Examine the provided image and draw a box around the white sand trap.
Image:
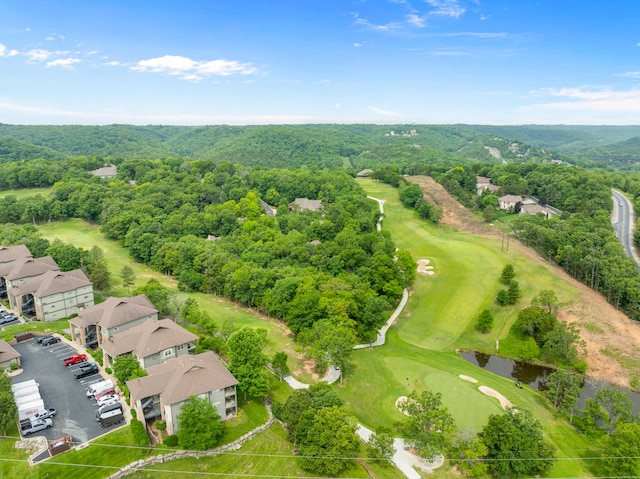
[459,374,478,383]
[479,386,512,410]
[417,259,435,275]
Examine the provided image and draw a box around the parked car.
[32,408,57,421]
[22,418,52,436]
[99,409,124,428]
[96,394,119,407]
[63,354,87,366]
[41,336,61,346]
[0,313,18,324]
[74,363,99,379]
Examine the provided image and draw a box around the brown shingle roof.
[70,294,157,329]
[4,256,59,281]
[0,340,20,363]
[288,198,323,212]
[0,245,32,264]
[8,269,91,298]
[128,351,237,406]
[102,319,197,359]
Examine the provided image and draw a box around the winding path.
[284,195,442,478]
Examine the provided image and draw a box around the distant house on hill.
[357,169,374,178]
[520,204,554,219]
[91,165,118,178]
[498,195,522,211]
[476,176,501,196]
[288,198,323,212]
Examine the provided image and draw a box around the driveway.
[12,337,111,446]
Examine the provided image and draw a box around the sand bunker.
[479,386,512,410]
[417,259,435,275]
[459,374,478,383]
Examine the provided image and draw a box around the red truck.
[63,353,87,366]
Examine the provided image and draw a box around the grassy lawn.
[0,187,53,199]
[34,219,297,361]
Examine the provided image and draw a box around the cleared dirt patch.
[407,175,640,390]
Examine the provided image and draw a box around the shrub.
[9,362,19,371]
[164,435,179,447]
[496,289,509,306]
[105,367,112,375]
[130,418,149,447]
[87,347,103,366]
[156,420,167,431]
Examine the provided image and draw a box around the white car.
[96,394,119,407]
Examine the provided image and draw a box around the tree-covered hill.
[0,137,66,163]
[2,122,640,171]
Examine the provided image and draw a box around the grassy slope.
[346,179,593,477]
[0,187,53,199]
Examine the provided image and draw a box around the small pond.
[460,350,640,414]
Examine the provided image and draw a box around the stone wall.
[106,405,274,479]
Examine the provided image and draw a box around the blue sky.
[1,0,640,125]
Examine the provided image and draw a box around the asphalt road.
[612,189,640,266]
[13,338,111,446]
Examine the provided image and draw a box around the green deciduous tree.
[532,289,559,314]
[541,322,585,368]
[514,306,557,342]
[113,354,147,385]
[602,423,640,476]
[367,432,395,461]
[452,430,488,478]
[296,406,360,476]
[399,389,456,460]
[479,408,554,478]
[90,259,111,291]
[584,387,635,434]
[227,327,270,401]
[543,369,582,422]
[177,396,224,450]
[271,351,290,381]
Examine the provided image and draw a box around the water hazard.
[460,350,640,414]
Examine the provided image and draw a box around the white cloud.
[425,0,466,18]
[527,87,640,112]
[103,60,123,67]
[406,14,426,27]
[131,55,257,80]
[26,49,68,62]
[354,42,363,48]
[0,44,5,56]
[46,58,81,68]
[8,49,18,57]
[369,106,400,116]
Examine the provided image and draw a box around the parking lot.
[13,337,117,444]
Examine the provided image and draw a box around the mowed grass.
[35,219,298,361]
[346,179,594,477]
[0,187,53,199]
[127,422,406,479]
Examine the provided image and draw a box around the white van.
[87,379,113,398]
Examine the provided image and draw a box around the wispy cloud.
[425,0,465,18]
[527,87,640,112]
[369,106,400,116]
[354,42,363,48]
[25,49,68,62]
[618,71,640,78]
[429,48,471,56]
[437,31,509,39]
[131,55,257,81]
[352,12,403,32]
[406,13,427,27]
[46,58,81,68]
